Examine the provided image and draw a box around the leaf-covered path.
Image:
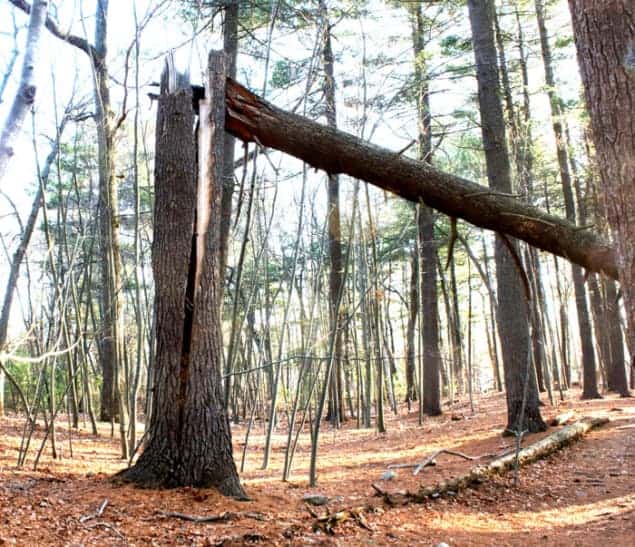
[1,390,633,545]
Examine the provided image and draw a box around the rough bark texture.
[118,53,243,497]
[467,0,546,433]
[0,0,48,184]
[412,5,442,416]
[535,0,599,399]
[223,83,617,279]
[568,0,635,383]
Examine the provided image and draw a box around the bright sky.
[0,0,584,368]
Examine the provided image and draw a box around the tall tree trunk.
[0,0,49,184]
[119,53,244,497]
[467,0,546,433]
[535,0,600,399]
[568,0,635,386]
[320,0,344,426]
[569,0,635,394]
[411,3,441,416]
[404,244,418,404]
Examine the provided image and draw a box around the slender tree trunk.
[467,0,546,433]
[320,0,344,426]
[535,0,600,399]
[412,4,441,416]
[404,244,418,404]
[219,0,238,281]
[0,123,63,416]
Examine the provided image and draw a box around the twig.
[411,449,480,475]
[79,498,108,523]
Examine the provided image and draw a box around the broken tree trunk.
[374,417,608,505]
[117,52,244,497]
[223,79,617,279]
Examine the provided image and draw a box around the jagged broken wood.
[373,417,608,505]
[223,79,618,279]
[550,411,576,426]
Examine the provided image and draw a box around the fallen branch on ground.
[387,449,500,475]
[83,521,125,541]
[550,411,575,426]
[374,417,608,505]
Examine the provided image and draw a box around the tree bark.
[568,0,635,385]
[467,0,546,433]
[0,0,49,184]
[223,81,617,279]
[118,53,244,497]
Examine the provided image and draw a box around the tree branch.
[9,0,99,60]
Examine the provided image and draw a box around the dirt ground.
[0,389,634,546]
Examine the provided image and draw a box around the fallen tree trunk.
[373,417,608,505]
[224,79,618,279]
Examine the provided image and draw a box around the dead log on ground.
[374,417,608,505]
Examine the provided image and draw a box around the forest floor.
[0,389,634,546]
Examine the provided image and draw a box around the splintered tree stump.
[116,52,244,498]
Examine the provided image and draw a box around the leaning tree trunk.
[0,124,64,416]
[118,53,244,497]
[0,0,49,185]
[568,0,635,382]
[467,0,546,433]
